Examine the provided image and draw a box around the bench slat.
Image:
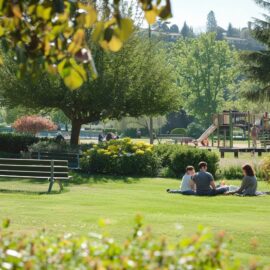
[0,175,70,180]
[0,158,67,166]
[0,170,68,177]
[0,164,68,172]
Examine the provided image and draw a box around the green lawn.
[0,175,270,264]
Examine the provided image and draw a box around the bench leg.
[234,151,239,158]
[221,152,225,158]
[258,152,262,157]
[56,180,64,191]
[48,179,54,193]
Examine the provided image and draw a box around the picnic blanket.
[166,188,270,196]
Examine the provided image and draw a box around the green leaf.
[0,25,4,37]
[70,58,87,81]
[2,218,10,228]
[64,67,84,90]
[57,59,67,77]
[92,22,104,42]
[117,18,134,41]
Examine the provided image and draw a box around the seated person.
[192,162,228,196]
[227,164,257,196]
[167,166,196,195]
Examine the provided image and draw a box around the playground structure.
[197,111,270,148]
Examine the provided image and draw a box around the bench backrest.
[0,158,69,178]
[31,152,81,169]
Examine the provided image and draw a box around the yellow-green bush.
[260,155,270,181]
[81,138,160,176]
[0,217,266,270]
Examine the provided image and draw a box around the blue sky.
[169,0,263,31]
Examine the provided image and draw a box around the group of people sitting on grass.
[167,161,257,196]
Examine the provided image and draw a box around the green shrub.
[104,128,117,133]
[81,138,160,176]
[170,128,187,135]
[123,128,148,138]
[0,133,39,153]
[29,141,79,153]
[170,147,219,177]
[219,164,265,181]
[154,144,219,177]
[0,217,263,270]
[220,166,243,180]
[153,143,174,167]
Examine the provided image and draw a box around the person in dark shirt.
[192,161,229,196]
[98,133,104,143]
[55,132,65,143]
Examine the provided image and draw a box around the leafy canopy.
[173,33,238,127]
[0,0,171,90]
[1,36,180,145]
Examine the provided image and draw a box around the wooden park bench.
[0,158,70,193]
[219,148,270,158]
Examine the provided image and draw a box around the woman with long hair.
[229,164,257,196]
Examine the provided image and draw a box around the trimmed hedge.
[154,144,219,177]
[170,128,187,135]
[0,217,261,270]
[81,138,160,176]
[0,133,39,153]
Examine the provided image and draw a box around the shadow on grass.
[0,178,66,195]
[69,171,141,185]
[0,188,61,195]
[0,172,141,194]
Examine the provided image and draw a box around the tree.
[227,23,240,38]
[206,11,218,33]
[50,110,71,131]
[13,115,57,135]
[180,22,194,39]
[0,107,31,124]
[173,33,238,127]
[0,0,172,90]
[181,22,190,38]
[241,0,270,100]
[161,22,170,32]
[170,24,179,33]
[1,37,180,145]
[162,110,193,133]
[227,23,234,37]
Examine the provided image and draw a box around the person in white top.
[167,166,196,195]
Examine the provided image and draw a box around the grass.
[0,175,270,264]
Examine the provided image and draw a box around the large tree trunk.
[70,120,82,146]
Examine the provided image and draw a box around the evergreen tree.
[227,23,234,37]
[241,0,270,100]
[207,11,218,33]
[181,22,190,38]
